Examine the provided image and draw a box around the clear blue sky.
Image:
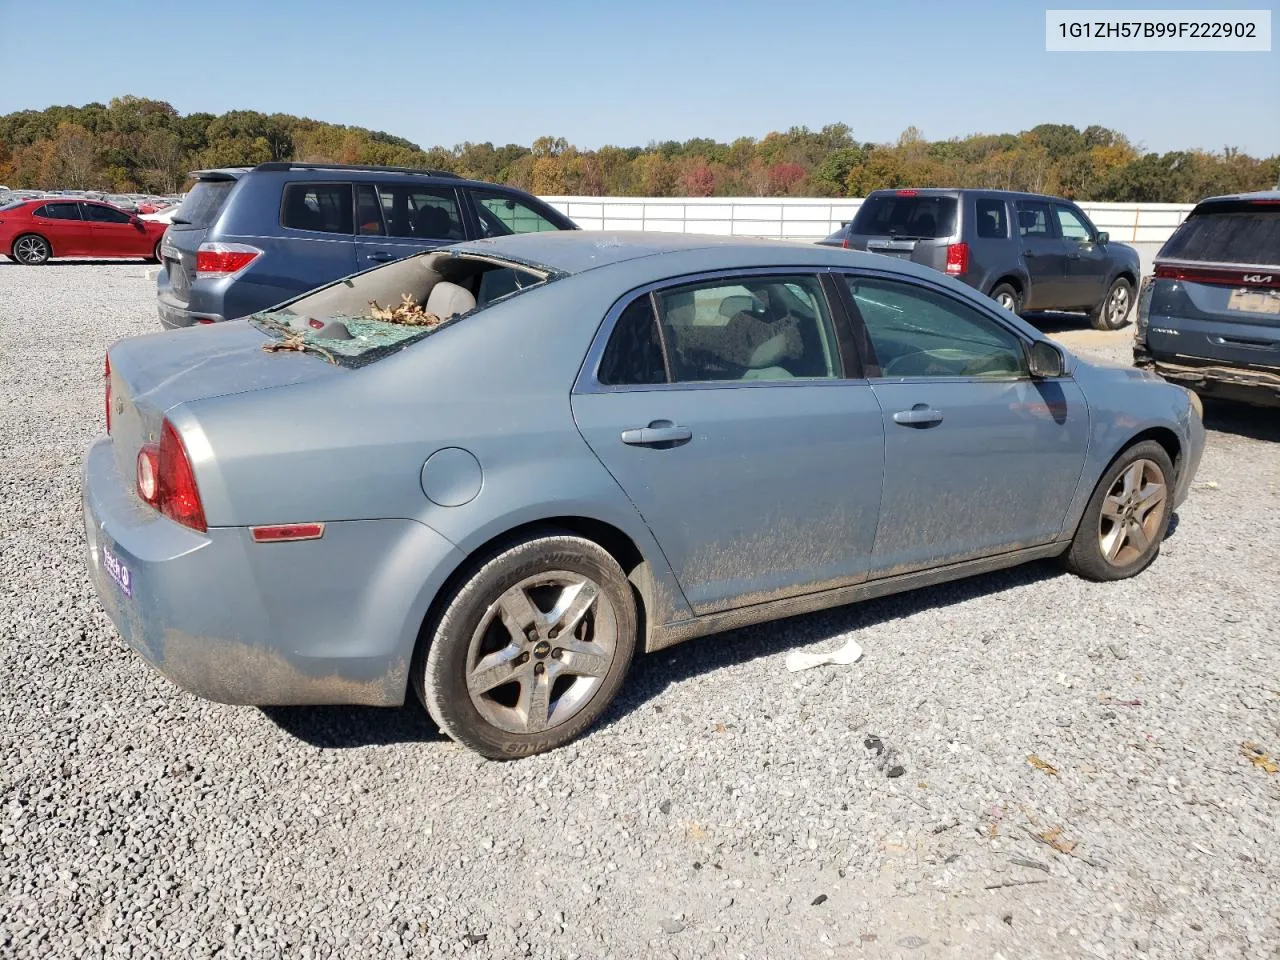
[1,0,1276,155]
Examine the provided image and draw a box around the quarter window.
[1016,201,1053,238]
[598,296,667,386]
[376,185,463,240]
[975,198,1008,239]
[653,275,839,383]
[355,184,385,236]
[281,183,354,234]
[471,189,561,237]
[843,276,1026,379]
[1055,205,1093,241]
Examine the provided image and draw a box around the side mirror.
[1096,231,1109,243]
[130,215,142,227]
[1028,340,1065,378]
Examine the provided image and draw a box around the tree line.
[1,96,1276,203]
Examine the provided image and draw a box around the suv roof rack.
[253,161,460,179]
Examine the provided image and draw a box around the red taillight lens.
[156,419,206,532]
[896,189,919,197]
[251,523,325,543]
[194,242,261,278]
[945,241,970,276]
[104,354,112,434]
[1155,263,1279,288]
[841,237,850,249]
[136,445,159,504]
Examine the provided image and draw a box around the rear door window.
[974,199,1008,239]
[281,182,354,234]
[471,189,562,237]
[376,185,464,241]
[174,179,235,228]
[1015,201,1054,238]
[37,202,82,220]
[850,194,958,239]
[1160,203,1280,265]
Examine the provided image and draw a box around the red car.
[0,198,169,265]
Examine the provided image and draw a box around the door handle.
[366,251,396,262]
[1068,252,1082,260]
[892,405,944,427]
[620,421,693,447]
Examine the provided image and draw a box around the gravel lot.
[2,261,1278,960]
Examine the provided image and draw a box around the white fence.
[540,196,1195,245]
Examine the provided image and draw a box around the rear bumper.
[157,292,224,329]
[82,436,464,706]
[1134,347,1280,407]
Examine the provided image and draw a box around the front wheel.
[417,531,638,759]
[1091,277,1133,330]
[1064,440,1174,582]
[13,234,50,265]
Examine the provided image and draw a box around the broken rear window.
[250,250,556,368]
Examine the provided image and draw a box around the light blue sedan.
[84,232,1205,757]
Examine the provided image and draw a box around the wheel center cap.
[533,640,551,659]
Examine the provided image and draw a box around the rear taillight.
[104,354,112,434]
[945,242,970,276]
[841,237,850,249]
[1154,263,1279,288]
[195,242,261,279]
[138,419,207,532]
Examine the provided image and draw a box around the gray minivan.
[822,188,1142,330]
[156,162,577,328]
[1134,190,1280,407]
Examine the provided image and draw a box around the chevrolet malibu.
[84,232,1205,758]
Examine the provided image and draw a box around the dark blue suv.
[156,163,577,328]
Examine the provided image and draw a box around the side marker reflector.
[250,523,325,543]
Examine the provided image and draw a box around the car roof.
[865,187,1071,202]
[1192,189,1280,206]
[449,230,942,280]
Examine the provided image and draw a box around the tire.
[417,530,638,759]
[13,234,50,265]
[1091,277,1134,330]
[990,282,1022,314]
[1063,440,1174,582]
[146,241,162,265]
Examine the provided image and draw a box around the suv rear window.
[1159,202,1280,266]
[175,179,235,229]
[281,183,354,234]
[851,194,958,239]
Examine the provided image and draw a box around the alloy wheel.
[1097,458,1167,566]
[1108,284,1130,325]
[995,291,1017,310]
[465,572,618,734]
[15,236,48,264]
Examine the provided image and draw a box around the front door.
[839,273,1089,573]
[572,273,886,616]
[1016,200,1070,309]
[80,202,150,256]
[1055,203,1110,309]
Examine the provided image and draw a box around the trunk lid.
[106,321,342,479]
[844,192,959,272]
[1145,197,1280,370]
[161,172,242,305]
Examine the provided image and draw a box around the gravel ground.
[2,262,1278,960]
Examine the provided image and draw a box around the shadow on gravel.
[603,558,1067,727]
[0,258,153,267]
[261,702,445,749]
[1201,398,1280,443]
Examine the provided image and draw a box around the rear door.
[1054,203,1109,308]
[352,182,466,270]
[1147,198,1280,369]
[80,202,150,256]
[1015,200,1070,308]
[845,192,959,273]
[572,271,885,615]
[34,201,93,256]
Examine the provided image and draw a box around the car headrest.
[425,280,476,320]
[1018,210,1040,229]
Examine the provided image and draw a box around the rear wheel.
[13,234,50,265]
[417,531,638,759]
[990,282,1022,314]
[1064,440,1174,581]
[146,240,162,265]
[1091,277,1133,330]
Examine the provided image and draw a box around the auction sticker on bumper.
[102,543,133,598]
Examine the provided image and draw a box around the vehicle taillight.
[841,237,850,249]
[896,189,919,197]
[195,242,261,279]
[154,419,207,532]
[945,242,970,276]
[136,445,159,504]
[104,354,112,434]
[1155,263,1280,288]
